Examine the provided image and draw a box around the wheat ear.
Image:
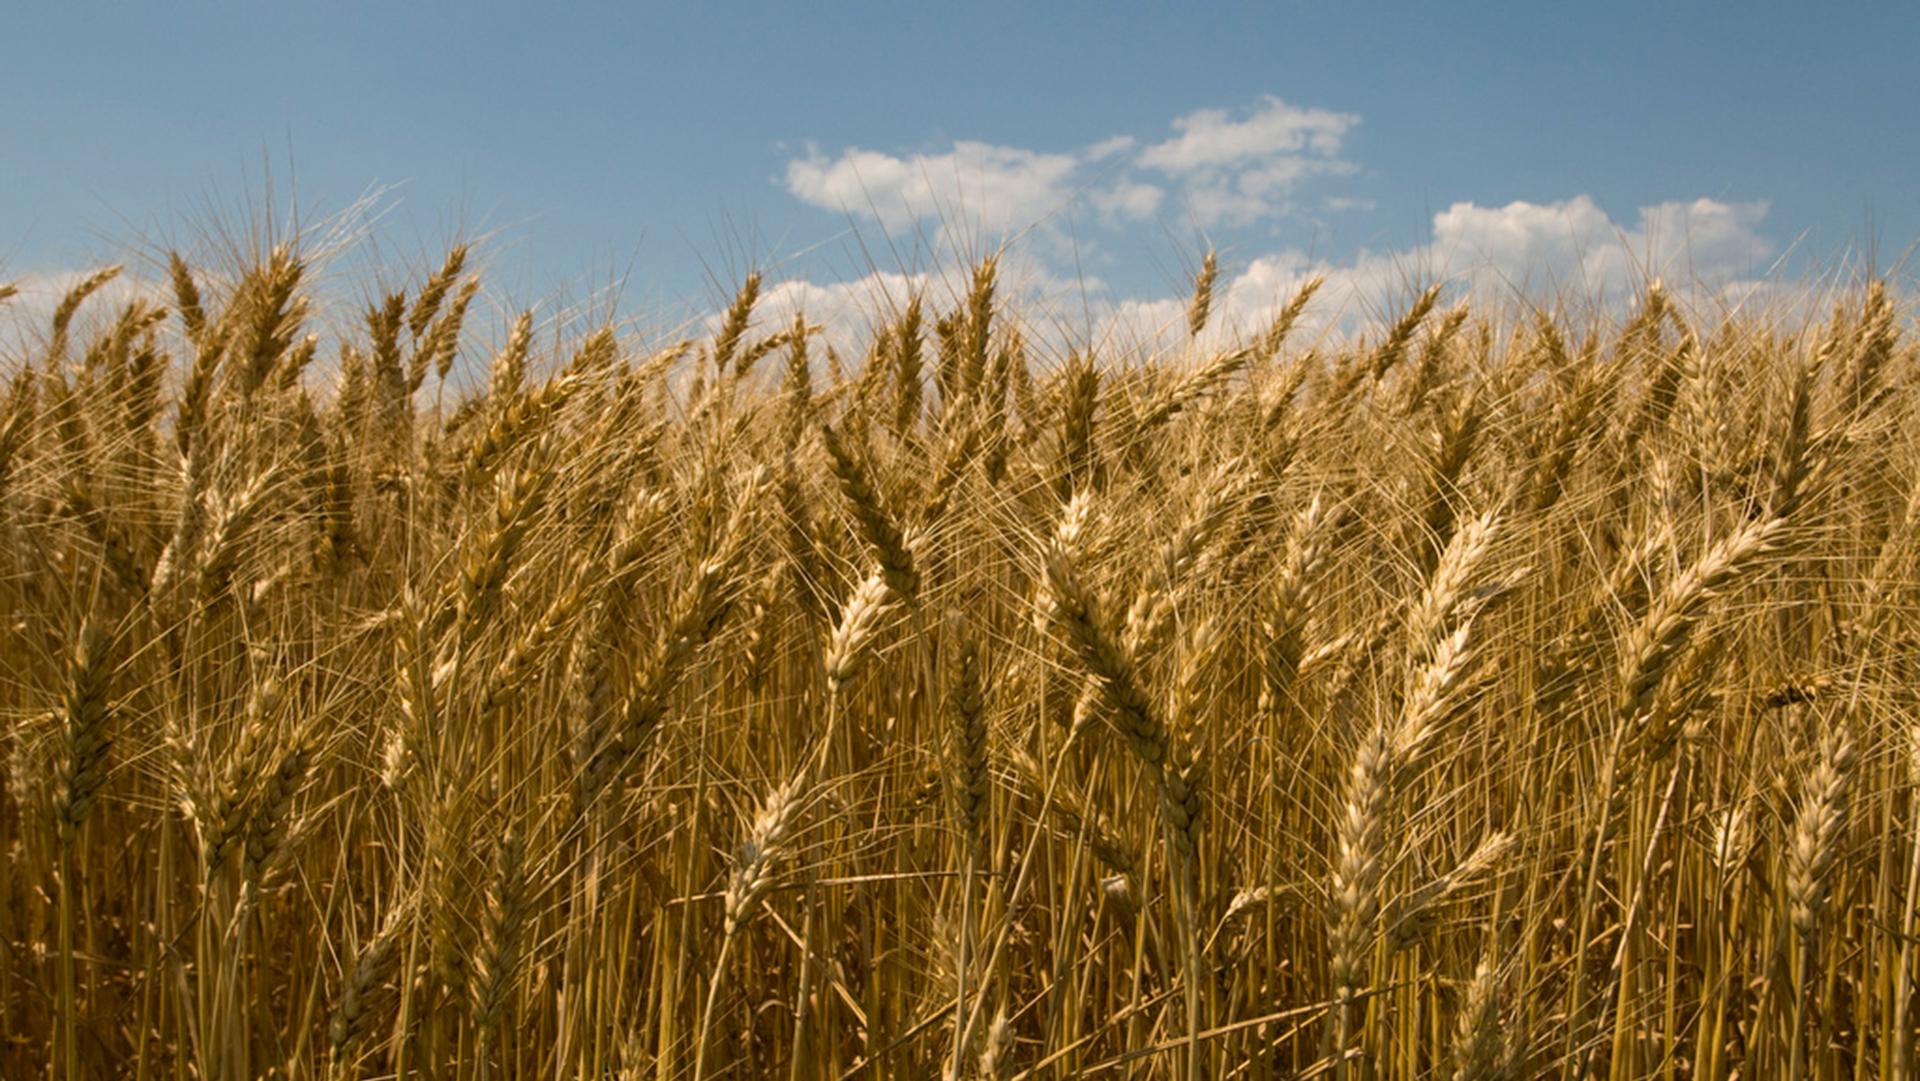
[1785,719,1857,1081]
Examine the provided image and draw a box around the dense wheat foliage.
[2,233,1917,1081]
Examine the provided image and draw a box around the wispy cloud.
[780,94,1359,238]
[1137,96,1361,227]
[784,141,1100,235]
[1137,97,1356,173]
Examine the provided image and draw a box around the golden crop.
[1,240,1914,1080]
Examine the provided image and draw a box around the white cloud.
[751,269,930,357]
[1089,180,1165,223]
[1137,96,1361,227]
[733,248,1111,366]
[1183,157,1362,230]
[1636,198,1777,278]
[782,94,1363,236]
[1093,195,1781,352]
[1428,195,1775,298]
[751,193,1785,364]
[784,140,1110,236]
[1137,96,1359,173]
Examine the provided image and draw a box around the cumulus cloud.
[782,94,1361,237]
[1089,180,1165,223]
[1093,195,1781,352]
[1136,96,1367,226]
[1428,195,1775,298]
[1137,97,1358,173]
[784,141,1092,235]
[745,192,1785,364]
[1134,96,1360,227]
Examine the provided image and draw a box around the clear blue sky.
[5,2,1917,326]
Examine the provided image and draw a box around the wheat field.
[0,236,1915,1081]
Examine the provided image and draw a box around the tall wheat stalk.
[4,227,1917,1081]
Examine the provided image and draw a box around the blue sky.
[5,2,1917,343]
